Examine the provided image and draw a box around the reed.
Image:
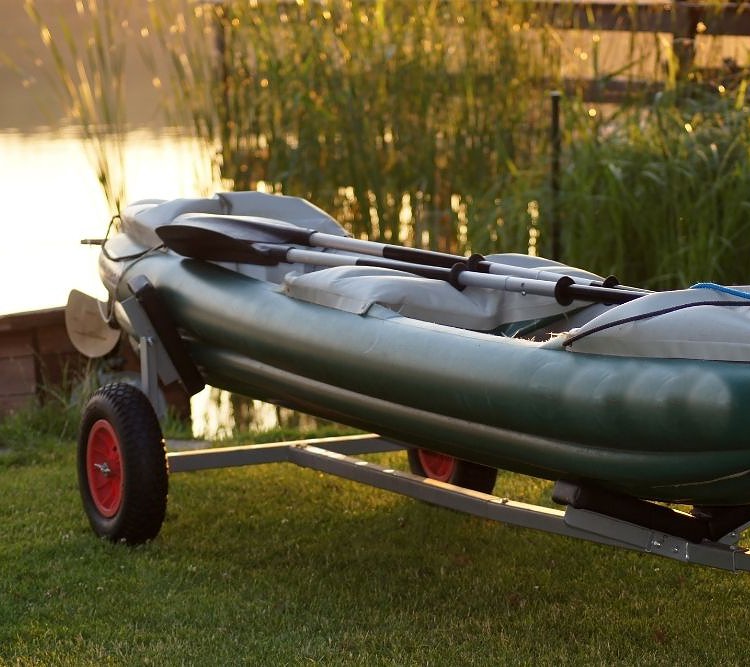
[148,1,750,281]
[146,0,559,254]
[555,84,750,289]
[24,0,130,213]
[21,1,750,286]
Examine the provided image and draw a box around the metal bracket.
[719,520,750,546]
[166,433,404,472]
[563,506,750,572]
[119,295,179,411]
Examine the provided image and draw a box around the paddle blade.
[173,212,314,245]
[65,290,120,358]
[156,224,279,265]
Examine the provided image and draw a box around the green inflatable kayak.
[93,191,750,510]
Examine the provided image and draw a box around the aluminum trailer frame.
[165,434,750,573]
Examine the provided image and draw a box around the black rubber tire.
[407,448,498,494]
[77,382,168,544]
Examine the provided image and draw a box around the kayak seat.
[123,198,223,248]
[483,252,606,285]
[217,191,346,237]
[282,265,596,333]
[563,287,750,361]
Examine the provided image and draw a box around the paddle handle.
[311,231,646,293]
[457,269,640,305]
[261,245,449,280]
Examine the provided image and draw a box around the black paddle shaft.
[157,223,641,305]
[552,276,640,305]
[161,213,646,294]
[250,246,641,305]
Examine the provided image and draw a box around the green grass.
[555,88,750,289]
[0,398,78,468]
[3,433,750,664]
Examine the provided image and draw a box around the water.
[0,0,328,437]
[0,126,336,438]
[0,129,221,435]
[0,129,211,316]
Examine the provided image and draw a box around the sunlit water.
[0,129,211,315]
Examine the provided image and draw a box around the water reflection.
[0,127,329,437]
[191,388,330,440]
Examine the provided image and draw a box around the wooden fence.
[540,0,750,100]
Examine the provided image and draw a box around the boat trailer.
[166,432,750,573]
[75,278,750,573]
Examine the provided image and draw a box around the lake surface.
[0,128,239,436]
[0,129,212,316]
[0,1,214,314]
[0,128,313,438]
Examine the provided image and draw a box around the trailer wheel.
[407,448,497,494]
[77,383,168,544]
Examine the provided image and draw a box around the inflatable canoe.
[80,190,750,515]
[72,192,750,563]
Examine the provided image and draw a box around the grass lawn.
[3,438,750,665]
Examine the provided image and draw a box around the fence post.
[673,0,699,79]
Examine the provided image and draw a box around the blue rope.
[690,282,750,300]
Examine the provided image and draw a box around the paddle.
[156,222,642,306]
[166,212,647,292]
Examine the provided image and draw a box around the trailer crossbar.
[166,433,403,472]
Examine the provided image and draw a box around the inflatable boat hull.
[108,252,750,505]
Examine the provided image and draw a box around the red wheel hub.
[86,419,123,518]
[417,450,457,482]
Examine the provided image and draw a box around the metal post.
[139,335,160,412]
[550,90,562,261]
[672,0,699,80]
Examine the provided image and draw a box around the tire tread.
[78,383,168,544]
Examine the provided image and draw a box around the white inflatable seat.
[483,252,605,284]
[217,191,345,237]
[122,198,223,247]
[283,265,598,333]
[121,191,348,249]
[562,286,750,361]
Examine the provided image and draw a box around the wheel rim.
[86,419,123,518]
[417,449,457,482]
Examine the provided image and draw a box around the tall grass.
[555,85,750,288]
[20,1,750,284]
[145,1,750,281]
[24,0,130,213]
[146,0,560,254]
[0,385,80,467]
